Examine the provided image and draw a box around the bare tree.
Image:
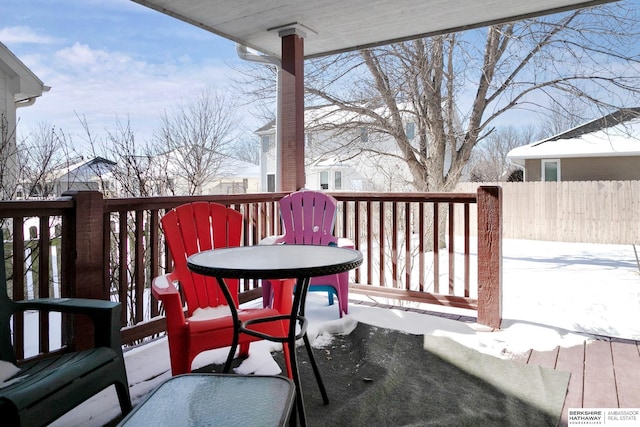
[80,115,165,197]
[155,89,239,195]
[236,2,640,192]
[17,123,72,199]
[231,134,260,165]
[538,95,586,138]
[468,125,538,182]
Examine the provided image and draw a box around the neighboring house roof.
[52,157,116,182]
[508,108,640,166]
[0,42,50,103]
[255,120,275,133]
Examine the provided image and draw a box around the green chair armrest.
[15,298,122,352]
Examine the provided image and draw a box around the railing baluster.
[379,201,385,287]
[404,202,411,291]
[464,203,470,298]
[448,203,455,295]
[103,212,112,301]
[392,202,398,289]
[134,210,144,324]
[366,201,372,285]
[354,200,361,284]
[119,212,128,326]
[150,209,160,318]
[433,202,439,294]
[419,202,425,292]
[13,218,25,360]
[38,216,50,353]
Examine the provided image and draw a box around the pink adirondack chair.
[262,190,354,317]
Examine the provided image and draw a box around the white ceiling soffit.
[132,0,617,59]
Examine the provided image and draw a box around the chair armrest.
[152,273,187,330]
[15,298,122,352]
[17,297,118,315]
[259,235,285,245]
[336,237,355,249]
[152,272,180,298]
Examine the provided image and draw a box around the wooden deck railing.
[0,187,501,360]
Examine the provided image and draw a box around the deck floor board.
[611,341,640,408]
[555,343,586,427]
[526,339,640,427]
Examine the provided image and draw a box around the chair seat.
[188,307,282,335]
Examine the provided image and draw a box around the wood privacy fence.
[455,181,640,245]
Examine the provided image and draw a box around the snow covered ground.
[499,238,639,340]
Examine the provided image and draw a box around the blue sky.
[5,1,640,151]
[2,0,254,147]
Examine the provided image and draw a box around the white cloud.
[54,42,119,67]
[0,25,59,44]
[16,42,243,149]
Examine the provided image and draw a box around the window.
[405,122,415,140]
[267,174,276,192]
[334,171,342,190]
[320,171,329,190]
[542,159,560,182]
[261,135,271,153]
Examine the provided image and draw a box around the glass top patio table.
[117,374,295,427]
[186,245,362,427]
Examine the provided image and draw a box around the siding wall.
[525,156,640,181]
[455,181,640,244]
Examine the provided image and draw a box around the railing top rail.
[101,191,478,213]
[0,197,74,218]
[330,192,478,204]
[103,193,290,213]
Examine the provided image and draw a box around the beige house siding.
[525,156,640,181]
[525,159,542,181]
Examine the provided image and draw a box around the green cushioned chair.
[0,236,131,426]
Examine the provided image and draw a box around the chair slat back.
[279,191,338,246]
[161,202,243,314]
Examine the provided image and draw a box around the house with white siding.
[0,42,49,199]
[256,104,415,192]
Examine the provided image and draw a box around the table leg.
[215,277,240,373]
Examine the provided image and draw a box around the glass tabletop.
[118,374,295,427]
[187,244,362,280]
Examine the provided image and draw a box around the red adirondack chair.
[262,190,354,317]
[153,202,291,376]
